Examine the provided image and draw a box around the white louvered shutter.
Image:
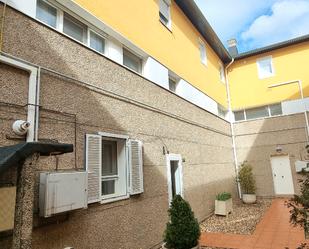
[159,0,170,20]
[129,140,144,195]
[86,134,102,203]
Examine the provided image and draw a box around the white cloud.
[194,0,277,47]
[241,0,309,49]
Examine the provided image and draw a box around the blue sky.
[194,0,309,53]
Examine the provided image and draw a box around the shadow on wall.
[0,5,237,249]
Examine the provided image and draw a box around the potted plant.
[163,195,201,249]
[238,161,257,204]
[215,192,232,216]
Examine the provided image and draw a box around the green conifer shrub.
[164,195,200,249]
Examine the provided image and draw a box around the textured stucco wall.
[0,6,236,249]
[234,113,307,197]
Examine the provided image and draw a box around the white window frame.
[36,0,59,29]
[87,29,106,55]
[219,63,225,83]
[257,56,275,79]
[123,47,143,75]
[166,154,184,204]
[199,39,207,66]
[159,0,172,30]
[97,132,130,204]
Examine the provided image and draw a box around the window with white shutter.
[128,140,144,195]
[159,0,171,28]
[86,133,143,204]
[86,134,102,203]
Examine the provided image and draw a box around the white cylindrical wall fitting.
[12,120,31,136]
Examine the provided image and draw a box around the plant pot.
[242,194,256,204]
[161,243,200,249]
[215,198,233,216]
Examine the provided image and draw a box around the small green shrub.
[164,195,200,249]
[216,192,232,201]
[238,161,256,194]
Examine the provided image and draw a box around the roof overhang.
[175,0,231,64]
[0,142,74,174]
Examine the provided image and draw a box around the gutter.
[0,54,39,142]
[224,58,242,198]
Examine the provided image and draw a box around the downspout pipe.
[224,58,242,198]
[0,54,39,142]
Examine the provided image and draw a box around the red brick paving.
[199,199,309,249]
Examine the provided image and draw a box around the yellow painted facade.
[228,42,309,110]
[73,0,227,106]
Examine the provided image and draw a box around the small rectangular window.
[159,0,171,27]
[199,41,207,65]
[217,105,227,118]
[168,77,177,92]
[90,31,105,54]
[219,65,225,83]
[123,48,142,74]
[246,106,269,120]
[36,0,57,28]
[257,56,274,79]
[269,103,282,116]
[234,110,245,121]
[63,13,87,43]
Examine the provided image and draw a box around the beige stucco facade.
[0,7,236,249]
[234,113,307,197]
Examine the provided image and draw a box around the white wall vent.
[39,171,88,217]
[295,160,309,173]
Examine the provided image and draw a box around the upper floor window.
[257,56,274,79]
[168,76,178,92]
[63,13,87,43]
[234,103,282,121]
[89,31,105,54]
[36,0,57,28]
[159,0,171,28]
[219,64,225,83]
[123,48,142,74]
[199,40,207,65]
[217,104,227,118]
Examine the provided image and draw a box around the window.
[86,134,143,204]
[159,0,171,28]
[199,41,207,65]
[101,140,118,196]
[246,106,269,120]
[234,103,282,122]
[257,56,274,79]
[123,48,142,74]
[217,105,227,118]
[168,76,178,92]
[234,110,245,121]
[90,31,105,54]
[269,103,282,116]
[36,0,57,28]
[63,13,87,43]
[219,64,225,83]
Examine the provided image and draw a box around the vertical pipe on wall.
[0,54,39,142]
[224,58,242,198]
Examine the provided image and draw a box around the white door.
[271,156,294,195]
[166,154,183,203]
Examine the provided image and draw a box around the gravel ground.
[200,198,272,235]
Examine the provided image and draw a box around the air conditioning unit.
[295,160,309,173]
[39,171,87,217]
